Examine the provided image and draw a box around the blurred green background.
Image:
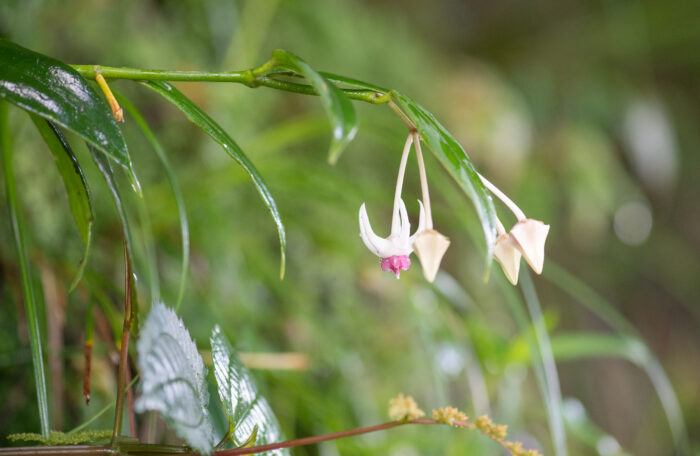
[1,0,699,455]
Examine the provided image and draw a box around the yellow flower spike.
[94,67,124,122]
[388,394,424,421]
[431,406,468,426]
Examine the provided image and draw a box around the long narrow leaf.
[0,39,140,191]
[116,92,189,311]
[272,50,358,164]
[89,144,134,262]
[142,81,286,279]
[0,101,50,437]
[391,91,498,273]
[544,263,690,454]
[30,116,93,291]
[520,270,568,456]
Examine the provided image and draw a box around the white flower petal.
[509,218,549,274]
[410,200,427,243]
[494,233,521,285]
[359,203,396,258]
[413,229,450,283]
[398,199,411,241]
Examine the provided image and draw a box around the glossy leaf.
[0,102,50,437]
[89,145,134,262]
[272,50,358,164]
[143,80,286,278]
[116,92,189,311]
[31,116,93,291]
[0,39,140,190]
[135,303,214,454]
[210,326,289,455]
[392,91,498,273]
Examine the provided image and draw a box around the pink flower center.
[381,255,411,278]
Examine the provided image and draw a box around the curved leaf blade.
[143,81,286,279]
[210,326,289,455]
[135,303,214,454]
[272,50,358,164]
[0,39,139,189]
[392,91,498,273]
[116,92,189,311]
[0,101,50,437]
[89,144,134,262]
[31,116,93,291]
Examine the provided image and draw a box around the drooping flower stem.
[412,131,433,230]
[477,173,526,221]
[391,134,414,234]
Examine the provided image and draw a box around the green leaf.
[89,144,134,262]
[391,91,498,273]
[0,39,140,191]
[520,270,567,456]
[143,81,286,279]
[272,50,358,164]
[30,116,93,291]
[0,101,50,438]
[135,303,214,455]
[210,326,289,455]
[544,263,690,453]
[116,92,189,311]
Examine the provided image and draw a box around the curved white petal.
[398,199,411,241]
[410,200,427,243]
[359,203,395,258]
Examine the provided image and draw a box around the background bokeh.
[1,1,699,455]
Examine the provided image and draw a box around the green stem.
[112,243,134,443]
[70,65,389,104]
[0,101,51,437]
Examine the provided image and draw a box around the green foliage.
[0,40,139,190]
[210,326,289,454]
[89,144,135,263]
[30,116,93,291]
[392,91,498,272]
[143,81,287,279]
[134,303,214,455]
[0,101,50,438]
[272,49,358,164]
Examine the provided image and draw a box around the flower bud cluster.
[388,393,425,421]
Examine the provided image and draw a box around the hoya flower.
[359,131,450,281]
[493,219,522,285]
[359,199,426,278]
[479,174,550,281]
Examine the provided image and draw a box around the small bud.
[493,233,521,285]
[509,218,550,274]
[413,229,450,283]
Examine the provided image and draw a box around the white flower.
[493,219,522,285]
[479,174,550,283]
[359,199,426,258]
[358,131,449,281]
